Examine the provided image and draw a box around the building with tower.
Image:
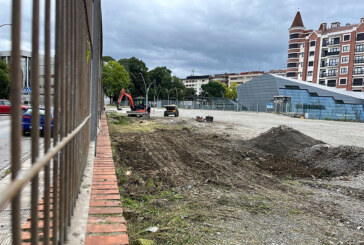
[287,11,364,92]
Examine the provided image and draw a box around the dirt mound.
[297,145,364,176]
[248,125,364,177]
[249,125,324,157]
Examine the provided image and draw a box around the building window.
[298,72,302,77]
[344,34,351,41]
[354,67,364,75]
[286,72,296,77]
[309,51,315,56]
[308,61,314,66]
[319,80,325,85]
[340,67,348,74]
[342,45,350,52]
[287,63,297,68]
[329,58,339,66]
[310,41,316,46]
[355,55,364,64]
[289,43,299,49]
[288,53,298,58]
[300,52,304,57]
[327,80,337,87]
[342,56,349,63]
[339,78,347,85]
[307,71,313,76]
[299,62,303,67]
[330,47,340,53]
[356,44,364,52]
[357,33,364,41]
[328,69,338,76]
[353,78,363,86]
[301,43,305,48]
[290,33,300,39]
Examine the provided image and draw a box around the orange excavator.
[117,89,147,117]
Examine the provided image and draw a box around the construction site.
[106,108,364,244]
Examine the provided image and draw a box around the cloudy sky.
[0,0,363,78]
[102,0,364,77]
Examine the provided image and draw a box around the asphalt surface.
[0,115,43,177]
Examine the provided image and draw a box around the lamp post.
[174,87,178,105]
[0,24,12,29]
[139,73,152,107]
[166,88,170,105]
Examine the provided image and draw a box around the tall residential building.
[287,11,364,92]
[182,75,211,95]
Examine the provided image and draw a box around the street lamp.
[139,73,152,107]
[166,88,170,105]
[0,24,12,29]
[174,87,178,105]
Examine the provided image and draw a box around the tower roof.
[290,11,304,28]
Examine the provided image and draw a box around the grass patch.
[5,169,11,176]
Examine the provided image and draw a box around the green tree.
[224,82,238,100]
[103,61,130,103]
[184,88,196,97]
[102,56,115,63]
[201,81,225,97]
[0,60,10,99]
[118,57,149,97]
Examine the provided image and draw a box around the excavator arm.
[117,89,134,110]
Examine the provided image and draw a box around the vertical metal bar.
[43,0,51,244]
[59,0,66,242]
[10,0,22,244]
[52,0,62,242]
[64,0,71,236]
[91,0,101,142]
[30,0,40,244]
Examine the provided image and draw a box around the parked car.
[0,99,27,114]
[22,108,54,136]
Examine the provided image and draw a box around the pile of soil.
[297,145,364,176]
[248,125,364,177]
[248,125,323,157]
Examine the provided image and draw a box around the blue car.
[22,108,54,136]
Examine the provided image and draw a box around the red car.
[0,99,27,114]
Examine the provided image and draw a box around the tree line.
[102,56,238,103]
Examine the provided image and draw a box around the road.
[0,115,44,177]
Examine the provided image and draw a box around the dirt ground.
[107,113,364,245]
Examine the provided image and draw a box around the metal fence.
[0,0,103,244]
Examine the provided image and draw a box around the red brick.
[87,223,127,233]
[88,216,126,224]
[85,234,129,245]
[92,185,119,190]
[91,189,119,195]
[90,195,120,200]
[88,207,123,215]
[90,200,122,207]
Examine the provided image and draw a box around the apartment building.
[287,11,364,92]
[227,71,264,87]
[268,69,286,77]
[182,75,211,95]
[0,50,55,104]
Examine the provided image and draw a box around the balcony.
[319,73,327,78]
[327,40,340,46]
[327,72,338,77]
[321,63,327,67]
[323,51,340,57]
[354,58,364,64]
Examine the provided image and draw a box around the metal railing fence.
[0,0,103,244]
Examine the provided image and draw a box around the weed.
[5,169,11,176]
